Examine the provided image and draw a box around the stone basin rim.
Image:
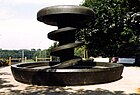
[11,61,123,72]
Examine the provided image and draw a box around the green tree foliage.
[0,49,36,59]
[33,42,59,59]
[80,0,140,57]
[74,46,85,57]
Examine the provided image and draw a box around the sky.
[0,0,83,50]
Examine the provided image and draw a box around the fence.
[8,57,27,65]
[35,56,52,62]
[7,56,53,65]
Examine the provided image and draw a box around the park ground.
[0,65,140,95]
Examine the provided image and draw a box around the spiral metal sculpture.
[37,5,94,68]
[11,5,124,86]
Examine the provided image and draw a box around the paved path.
[0,66,140,95]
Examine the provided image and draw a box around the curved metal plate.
[37,5,94,26]
[48,27,76,41]
[51,42,83,56]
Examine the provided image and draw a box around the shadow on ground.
[0,72,16,89]
[0,67,139,95]
[0,85,139,95]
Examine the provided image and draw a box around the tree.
[74,46,85,58]
[33,42,59,59]
[79,0,140,57]
[0,49,36,59]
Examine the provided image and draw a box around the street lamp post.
[22,50,24,62]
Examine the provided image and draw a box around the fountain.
[11,5,124,86]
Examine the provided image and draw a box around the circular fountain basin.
[11,61,123,86]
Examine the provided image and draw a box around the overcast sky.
[0,0,83,50]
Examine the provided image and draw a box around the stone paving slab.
[0,66,140,95]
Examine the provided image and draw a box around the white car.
[111,57,135,65]
[117,58,135,64]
